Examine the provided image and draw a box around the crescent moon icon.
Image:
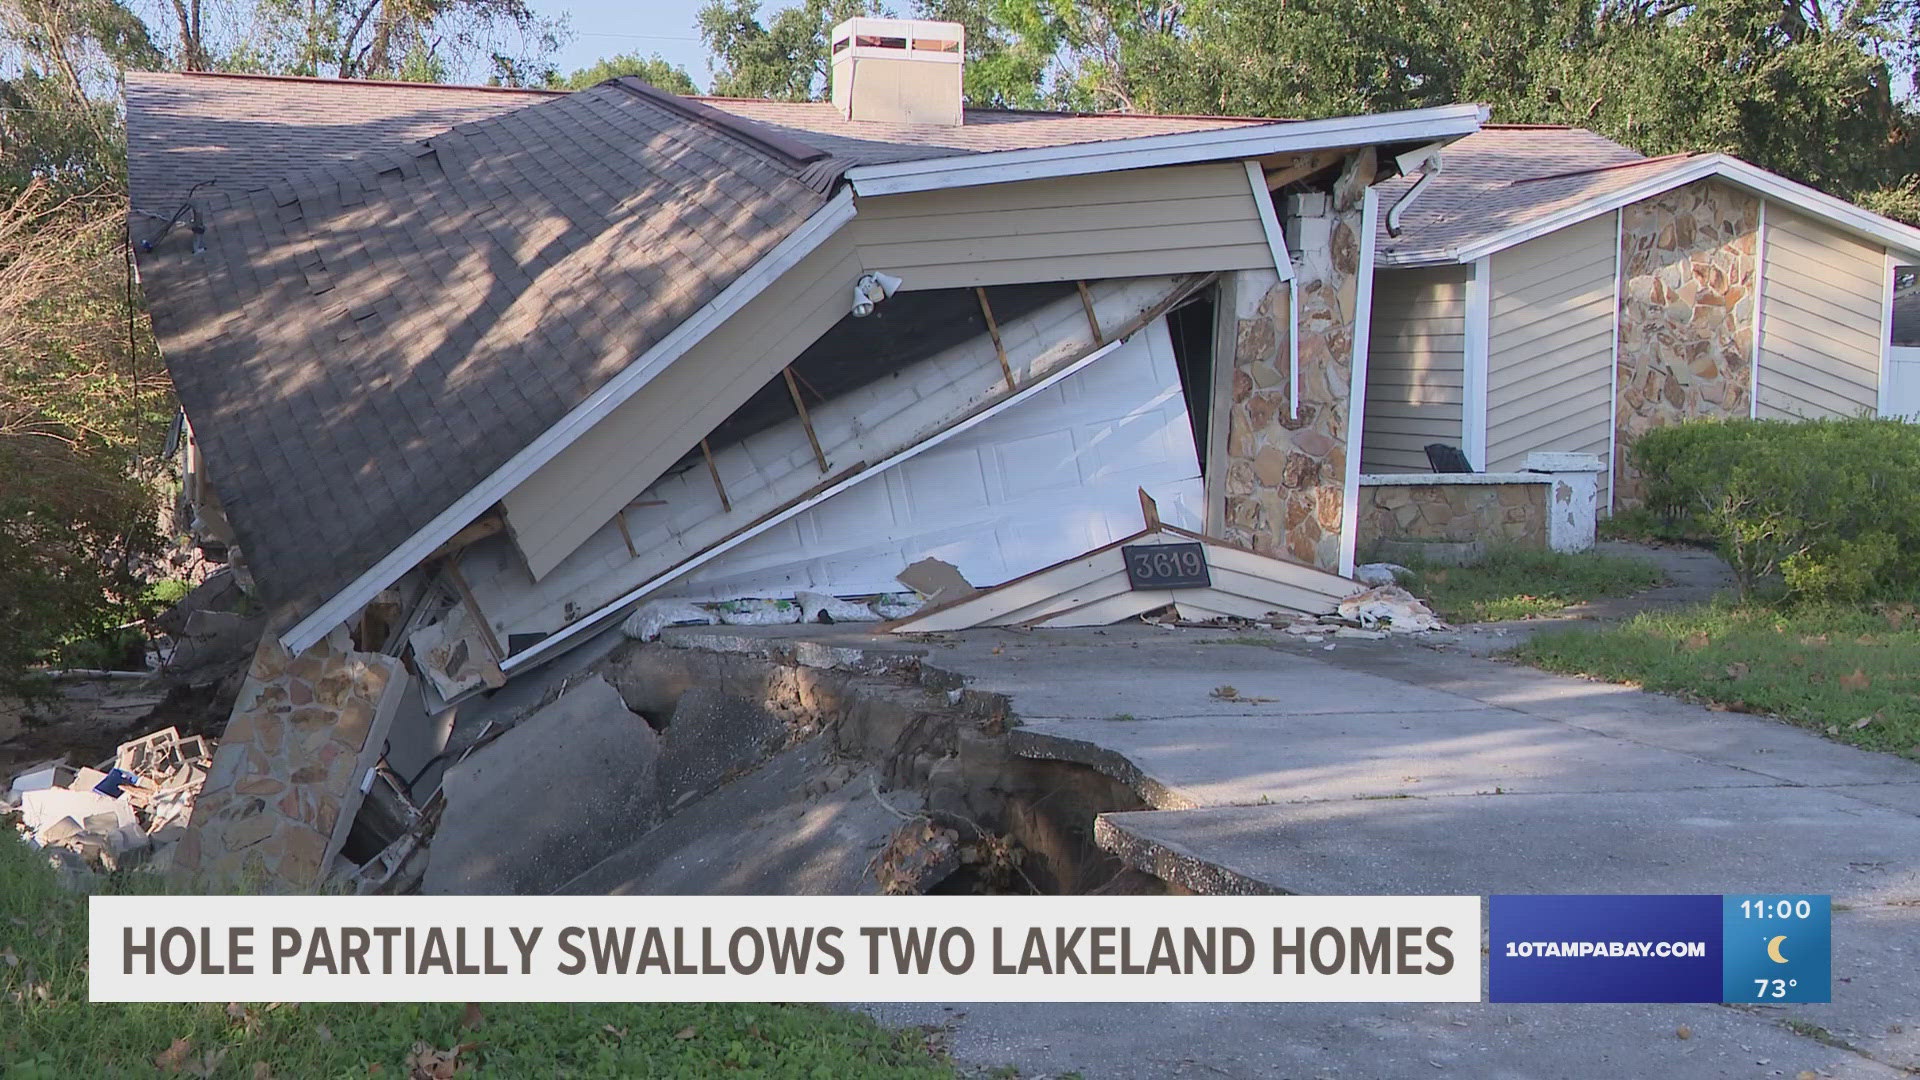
[1767,935,1789,964]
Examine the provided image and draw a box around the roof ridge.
[133,68,565,96]
[1508,151,1694,186]
[606,78,838,189]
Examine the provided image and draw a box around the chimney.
[829,17,965,126]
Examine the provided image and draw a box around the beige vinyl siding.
[500,229,867,580]
[1485,214,1618,471]
[1362,266,1468,472]
[854,162,1272,289]
[1757,205,1883,419]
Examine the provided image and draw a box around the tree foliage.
[549,51,698,94]
[694,0,1920,219]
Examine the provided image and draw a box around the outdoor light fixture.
[850,271,903,317]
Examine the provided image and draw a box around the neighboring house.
[125,19,1485,713]
[1359,126,1920,508]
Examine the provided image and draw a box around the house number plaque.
[1121,542,1211,590]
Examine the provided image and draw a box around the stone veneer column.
[1615,179,1759,504]
[1221,161,1369,569]
[172,626,407,890]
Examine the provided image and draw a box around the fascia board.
[1438,155,1920,266]
[278,188,861,656]
[844,104,1486,197]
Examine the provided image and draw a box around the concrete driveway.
[863,625,1920,1079]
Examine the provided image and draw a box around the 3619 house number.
[1121,542,1211,590]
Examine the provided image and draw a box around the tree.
[550,51,699,94]
[697,0,884,100]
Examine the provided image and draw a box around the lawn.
[1396,547,1666,624]
[0,837,958,1079]
[1514,601,1920,759]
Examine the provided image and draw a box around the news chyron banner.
[91,895,1481,1003]
[1489,894,1832,1003]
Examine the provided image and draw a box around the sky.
[537,0,726,89]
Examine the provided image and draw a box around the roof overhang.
[843,103,1489,197]
[277,187,860,656]
[1382,153,1920,268]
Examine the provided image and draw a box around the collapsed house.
[124,18,1486,887]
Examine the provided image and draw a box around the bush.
[1629,417,1920,601]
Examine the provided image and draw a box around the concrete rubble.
[4,725,215,874]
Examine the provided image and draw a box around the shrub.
[1628,417,1920,601]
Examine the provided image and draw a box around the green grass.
[0,838,958,1079]
[1514,600,1920,758]
[1398,548,1666,623]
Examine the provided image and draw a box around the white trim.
[1881,249,1899,417]
[501,335,1132,674]
[1244,160,1296,284]
[1750,199,1767,420]
[846,104,1486,197]
[1243,159,1302,419]
[279,189,862,655]
[1339,187,1379,579]
[1380,154,1920,269]
[1606,209,1625,513]
[1461,255,1491,471]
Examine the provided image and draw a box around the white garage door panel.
[668,317,1205,601]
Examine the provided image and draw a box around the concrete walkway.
[877,624,1920,1079]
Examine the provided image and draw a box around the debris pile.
[5,726,214,874]
[1337,585,1443,633]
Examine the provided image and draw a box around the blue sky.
[538,0,725,89]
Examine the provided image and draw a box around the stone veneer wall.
[1359,482,1548,549]
[1615,178,1759,504]
[1222,162,1369,568]
[173,627,406,890]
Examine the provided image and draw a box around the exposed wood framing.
[1138,487,1161,530]
[699,437,731,513]
[976,286,1014,386]
[613,511,638,558]
[499,274,1220,676]
[425,510,505,562]
[440,558,508,689]
[1264,149,1344,190]
[1076,281,1105,344]
[783,366,830,472]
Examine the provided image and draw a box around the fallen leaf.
[1825,725,1840,736]
[601,1024,627,1043]
[183,1047,229,1079]
[459,1002,484,1031]
[1675,1025,1692,1040]
[1839,667,1871,692]
[156,1037,194,1073]
[1856,634,1878,646]
[1800,634,1829,647]
[1798,1071,1819,1080]
[1210,685,1239,700]
[1725,662,1750,680]
[1851,712,1882,731]
[403,1040,464,1080]
[367,1065,385,1077]
[1682,631,1710,651]
[675,1026,698,1040]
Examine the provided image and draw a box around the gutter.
[278,187,861,656]
[1385,142,1446,238]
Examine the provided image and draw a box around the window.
[1893,265,1920,348]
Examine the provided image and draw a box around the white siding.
[1362,266,1468,472]
[1757,204,1884,419]
[854,163,1272,290]
[500,230,867,580]
[1485,215,1617,471]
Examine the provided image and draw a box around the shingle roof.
[1376,126,1670,264]
[129,75,836,619]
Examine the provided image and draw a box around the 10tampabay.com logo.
[1489,894,1830,1003]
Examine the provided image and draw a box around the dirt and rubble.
[6,725,214,876]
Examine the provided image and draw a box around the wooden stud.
[442,557,507,672]
[613,510,638,558]
[1076,281,1104,344]
[976,286,1014,386]
[783,366,829,472]
[700,437,731,513]
[1138,487,1161,531]
[1264,149,1343,190]
[426,510,506,561]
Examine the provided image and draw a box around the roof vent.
[829,18,964,127]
